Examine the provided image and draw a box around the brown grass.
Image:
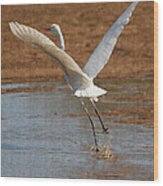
[1,2,154,84]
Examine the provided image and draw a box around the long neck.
[58,31,65,50]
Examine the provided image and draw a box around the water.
[1,79,154,180]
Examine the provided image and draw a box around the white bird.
[9,2,138,152]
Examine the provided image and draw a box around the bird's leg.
[80,100,99,152]
[90,99,109,134]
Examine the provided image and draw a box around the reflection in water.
[1,79,154,180]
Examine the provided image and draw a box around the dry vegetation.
[1,2,154,84]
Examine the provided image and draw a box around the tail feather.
[74,85,107,99]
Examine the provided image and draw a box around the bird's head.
[48,23,65,50]
[48,24,61,37]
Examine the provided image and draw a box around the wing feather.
[9,22,91,91]
[83,2,138,79]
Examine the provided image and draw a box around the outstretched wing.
[9,22,91,91]
[83,2,138,79]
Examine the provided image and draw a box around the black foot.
[103,127,109,134]
[96,148,99,152]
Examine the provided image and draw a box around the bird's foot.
[103,127,109,134]
[90,145,99,152]
[96,147,99,152]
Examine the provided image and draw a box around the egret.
[9,2,138,151]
